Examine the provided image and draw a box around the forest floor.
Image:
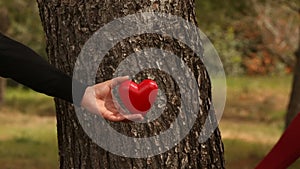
[0,75,299,169]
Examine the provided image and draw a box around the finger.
[108,113,144,122]
[101,109,144,122]
[104,99,117,108]
[110,98,127,114]
[123,114,144,121]
[111,76,130,88]
[101,110,126,122]
[94,84,110,98]
[109,115,127,122]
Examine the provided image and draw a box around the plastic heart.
[118,79,158,115]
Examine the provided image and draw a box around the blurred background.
[0,0,299,168]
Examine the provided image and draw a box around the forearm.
[0,33,87,105]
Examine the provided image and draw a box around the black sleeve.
[0,33,87,105]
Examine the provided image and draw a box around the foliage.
[195,0,250,76]
[0,0,298,76]
[195,0,299,75]
[195,0,251,29]
[0,0,46,57]
[206,26,245,76]
[237,0,299,75]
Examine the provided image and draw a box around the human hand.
[80,76,144,122]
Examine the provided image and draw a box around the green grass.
[223,138,300,169]
[223,75,292,123]
[220,120,285,169]
[220,75,300,168]
[0,111,58,169]
[3,87,55,116]
[0,87,57,168]
[223,139,272,169]
[226,75,292,92]
[0,75,299,168]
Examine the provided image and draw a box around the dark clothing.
[0,33,87,105]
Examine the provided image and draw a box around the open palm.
[81,76,143,122]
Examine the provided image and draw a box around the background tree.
[285,0,300,127]
[36,0,225,168]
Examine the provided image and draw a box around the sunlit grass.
[220,75,300,168]
[0,112,58,169]
[226,75,292,93]
[3,87,55,116]
[223,137,300,169]
[223,75,292,122]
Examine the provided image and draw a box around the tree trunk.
[0,78,6,105]
[36,0,225,168]
[286,19,300,127]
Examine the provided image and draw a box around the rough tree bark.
[36,0,225,168]
[0,77,5,105]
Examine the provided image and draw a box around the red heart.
[118,79,158,115]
